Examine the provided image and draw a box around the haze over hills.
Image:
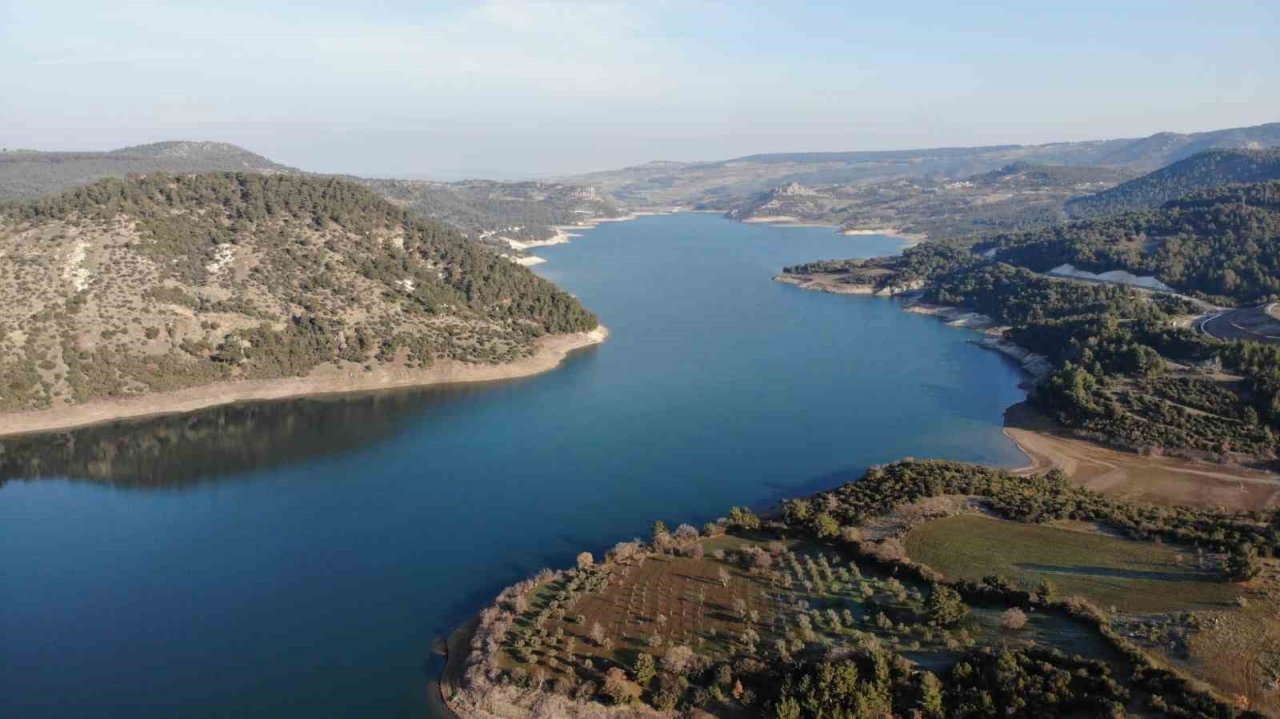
[726,162,1136,241]
[9,122,1279,249]
[564,122,1280,209]
[0,173,597,415]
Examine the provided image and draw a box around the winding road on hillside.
[1196,302,1280,345]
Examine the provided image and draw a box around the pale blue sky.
[2,1,1277,179]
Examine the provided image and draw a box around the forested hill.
[980,180,1280,306]
[0,141,297,200]
[361,178,623,244]
[0,141,622,246]
[1067,148,1280,219]
[0,173,596,412]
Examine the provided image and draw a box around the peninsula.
[0,173,604,436]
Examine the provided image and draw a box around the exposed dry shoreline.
[0,327,608,438]
[1003,401,1280,512]
[840,226,927,245]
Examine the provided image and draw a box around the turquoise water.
[0,213,1026,718]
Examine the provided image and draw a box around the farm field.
[903,514,1241,613]
[498,533,1121,691]
[1004,401,1280,513]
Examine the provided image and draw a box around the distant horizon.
[5,116,1278,183]
[4,1,1277,179]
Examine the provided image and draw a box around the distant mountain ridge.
[0,141,621,246]
[565,122,1280,209]
[726,162,1134,241]
[1066,148,1280,219]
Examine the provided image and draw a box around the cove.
[0,213,1027,718]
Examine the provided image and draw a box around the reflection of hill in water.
[0,386,485,488]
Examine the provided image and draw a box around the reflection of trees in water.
[0,385,488,488]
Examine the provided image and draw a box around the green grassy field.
[904,514,1241,613]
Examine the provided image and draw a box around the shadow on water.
[0,383,503,488]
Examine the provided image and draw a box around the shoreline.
[0,326,608,439]
[1002,401,1280,512]
[840,226,927,246]
[899,301,1053,381]
[439,616,479,719]
[739,215,924,245]
[775,274,1053,382]
[741,215,841,229]
[773,272,924,297]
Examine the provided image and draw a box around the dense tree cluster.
[944,647,1128,718]
[982,180,1280,305]
[808,460,1277,559]
[784,243,983,289]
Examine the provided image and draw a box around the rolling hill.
[361,178,624,245]
[0,173,597,414]
[565,122,1280,210]
[0,141,297,200]
[726,162,1135,241]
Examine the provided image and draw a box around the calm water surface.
[0,213,1026,718]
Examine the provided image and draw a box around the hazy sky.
[2,1,1278,179]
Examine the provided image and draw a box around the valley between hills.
[5,123,1280,718]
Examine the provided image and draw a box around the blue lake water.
[0,213,1026,718]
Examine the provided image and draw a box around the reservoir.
[0,213,1026,718]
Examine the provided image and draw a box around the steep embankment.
[0,173,603,435]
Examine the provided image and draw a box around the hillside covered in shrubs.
[1067,148,1280,220]
[0,173,597,411]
